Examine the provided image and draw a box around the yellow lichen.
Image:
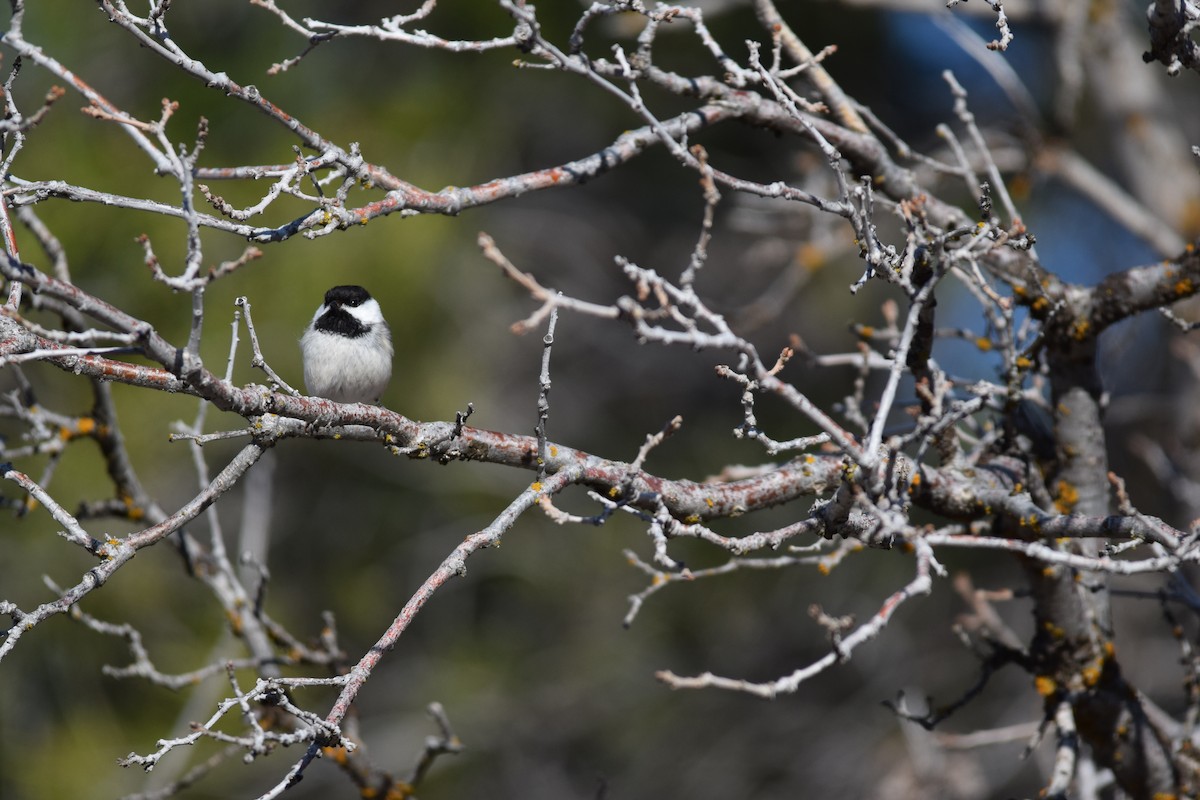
[322,746,350,765]
[1053,481,1079,514]
[797,242,825,272]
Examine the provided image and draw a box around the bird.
[300,285,393,404]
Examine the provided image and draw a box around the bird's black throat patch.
[314,307,369,338]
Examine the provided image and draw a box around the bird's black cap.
[324,285,371,307]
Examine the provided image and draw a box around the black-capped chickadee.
[300,285,393,404]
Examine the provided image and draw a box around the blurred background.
[2,1,1199,798]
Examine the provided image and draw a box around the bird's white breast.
[301,324,393,404]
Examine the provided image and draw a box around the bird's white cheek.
[346,298,386,326]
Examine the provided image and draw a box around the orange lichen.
[1053,481,1079,514]
[122,493,144,521]
[1042,621,1065,638]
[1008,173,1031,199]
[322,745,350,765]
[60,418,98,440]
[797,242,826,272]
